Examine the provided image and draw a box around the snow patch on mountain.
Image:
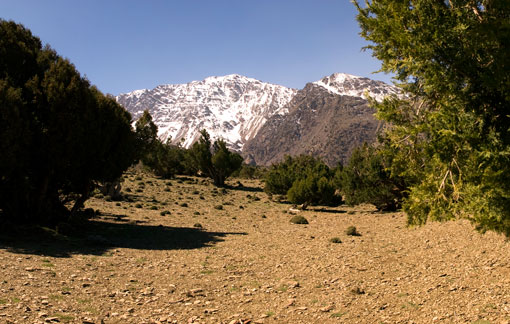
[313,73,399,102]
[116,73,399,152]
[116,74,297,151]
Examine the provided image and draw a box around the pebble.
[204,308,218,314]
[285,299,295,307]
[45,317,59,322]
[320,305,334,312]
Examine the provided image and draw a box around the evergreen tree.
[264,155,339,207]
[0,20,137,224]
[135,110,158,158]
[133,112,194,179]
[190,130,243,187]
[354,1,510,234]
[264,155,325,195]
[341,143,406,211]
[287,171,336,208]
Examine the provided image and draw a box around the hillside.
[0,173,507,323]
[243,82,382,166]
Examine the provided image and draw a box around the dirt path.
[0,175,509,323]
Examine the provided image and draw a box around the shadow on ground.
[311,207,347,214]
[228,185,264,193]
[0,219,246,258]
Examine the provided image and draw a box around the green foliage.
[190,130,243,187]
[287,172,336,207]
[0,20,137,224]
[264,155,323,195]
[231,164,267,179]
[341,144,407,211]
[354,1,510,235]
[265,155,339,207]
[135,110,158,157]
[134,111,196,178]
[146,139,193,178]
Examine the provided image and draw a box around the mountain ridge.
[116,74,297,151]
[117,73,398,165]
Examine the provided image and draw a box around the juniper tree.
[340,143,406,211]
[190,130,243,187]
[265,155,338,207]
[354,1,510,234]
[135,110,158,157]
[0,20,137,224]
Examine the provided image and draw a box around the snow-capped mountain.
[242,73,400,166]
[116,73,398,154]
[313,73,399,102]
[116,74,297,151]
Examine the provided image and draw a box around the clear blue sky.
[0,0,391,95]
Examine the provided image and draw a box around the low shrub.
[345,226,361,236]
[329,237,342,243]
[340,144,407,211]
[290,215,309,224]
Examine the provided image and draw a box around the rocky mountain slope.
[243,73,399,166]
[117,73,399,165]
[116,74,297,151]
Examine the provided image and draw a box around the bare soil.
[1,173,509,324]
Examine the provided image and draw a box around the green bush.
[231,164,267,179]
[341,144,407,211]
[265,155,340,207]
[287,172,336,208]
[189,130,243,187]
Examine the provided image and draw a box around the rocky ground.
[0,173,509,324]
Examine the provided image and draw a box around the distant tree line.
[134,110,244,187]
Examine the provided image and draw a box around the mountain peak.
[116,73,398,157]
[117,74,297,150]
[313,73,398,102]
[199,74,265,85]
[328,72,363,82]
